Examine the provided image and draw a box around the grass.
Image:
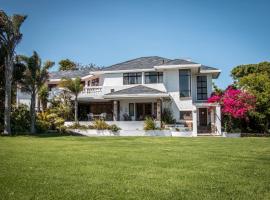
[0,136,269,200]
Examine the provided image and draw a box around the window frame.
[179,69,191,98]
[123,72,142,85]
[91,78,99,86]
[144,72,163,84]
[179,111,193,120]
[196,75,208,101]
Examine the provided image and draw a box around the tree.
[58,59,77,71]
[19,51,54,134]
[59,77,83,123]
[38,84,49,111]
[0,10,27,135]
[208,86,255,132]
[239,73,270,132]
[231,62,270,80]
[0,48,26,132]
[231,62,270,133]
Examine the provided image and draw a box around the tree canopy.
[58,59,77,71]
[59,77,83,123]
[18,51,54,133]
[231,62,270,132]
[0,10,27,134]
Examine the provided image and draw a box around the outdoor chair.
[100,113,107,120]
[87,113,94,121]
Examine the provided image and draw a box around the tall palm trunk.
[74,95,78,124]
[3,54,13,135]
[30,89,36,134]
[37,97,41,112]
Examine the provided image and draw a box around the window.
[91,78,99,86]
[179,69,191,97]
[129,103,134,117]
[48,84,57,91]
[180,111,192,120]
[145,72,163,84]
[197,76,208,100]
[123,73,142,85]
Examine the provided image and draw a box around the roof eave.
[154,64,201,70]
[200,69,221,79]
[103,93,169,99]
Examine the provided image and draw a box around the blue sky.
[2,0,270,88]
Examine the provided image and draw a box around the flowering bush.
[208,86,255,119]
[208,86,256,132]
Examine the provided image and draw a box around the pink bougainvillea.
[208,86,256,119]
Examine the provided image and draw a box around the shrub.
[36,111,65,133]
[11,104,30,133]
[109,124,121,132]
[162,108,176,124]
[36,120,50,133]
[144,117,156,130]
[92,119,110,130]
[68,123,88,130]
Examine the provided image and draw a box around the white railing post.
[215,105,222,135]
[192,106,197,136]
[80,86,103,96]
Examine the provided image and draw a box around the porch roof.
[104,85,169,99]
[194,102,220,107]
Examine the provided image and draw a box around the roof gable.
[105,85,166,95]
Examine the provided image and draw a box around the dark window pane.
[144,72,163,84]
[123,72,142,85]
[197,76,207,100]
[179,70,191,97]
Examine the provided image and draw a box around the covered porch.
[78,85,169,123]
[192,103,222,136]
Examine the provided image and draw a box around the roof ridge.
[108,56,170,66]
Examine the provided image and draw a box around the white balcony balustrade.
[80,86,103,96]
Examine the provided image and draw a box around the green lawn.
[0,136,269,200]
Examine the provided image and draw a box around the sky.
[1,0,270,88]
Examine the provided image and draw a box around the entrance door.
[136,103,152,120]
[198,108,208,126]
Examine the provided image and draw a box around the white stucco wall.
[103,73,123,86]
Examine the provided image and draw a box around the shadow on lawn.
[1,132,83,138]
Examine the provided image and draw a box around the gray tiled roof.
[102,56,218,71]
[49,56,220,79]
[101,56,171,71]
[49,69,92,79]
[105,85,166,95]
[163,59,198,65]
[200,65,219,71]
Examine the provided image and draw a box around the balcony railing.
[81,86,103,96]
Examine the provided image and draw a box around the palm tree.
[0,10,27,135]
[19,51,54,134]
[59,77,83,123]
[38,84,49,111]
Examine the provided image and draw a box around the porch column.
[113,100,118,121]
[210,108,215,133]
[215,105,222,135]
[157,99,161,121]
[192,107,197,136]
[156,99,162,128]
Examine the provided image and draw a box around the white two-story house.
[17,56,221,136]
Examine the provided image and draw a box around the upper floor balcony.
[80,86,103,96]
